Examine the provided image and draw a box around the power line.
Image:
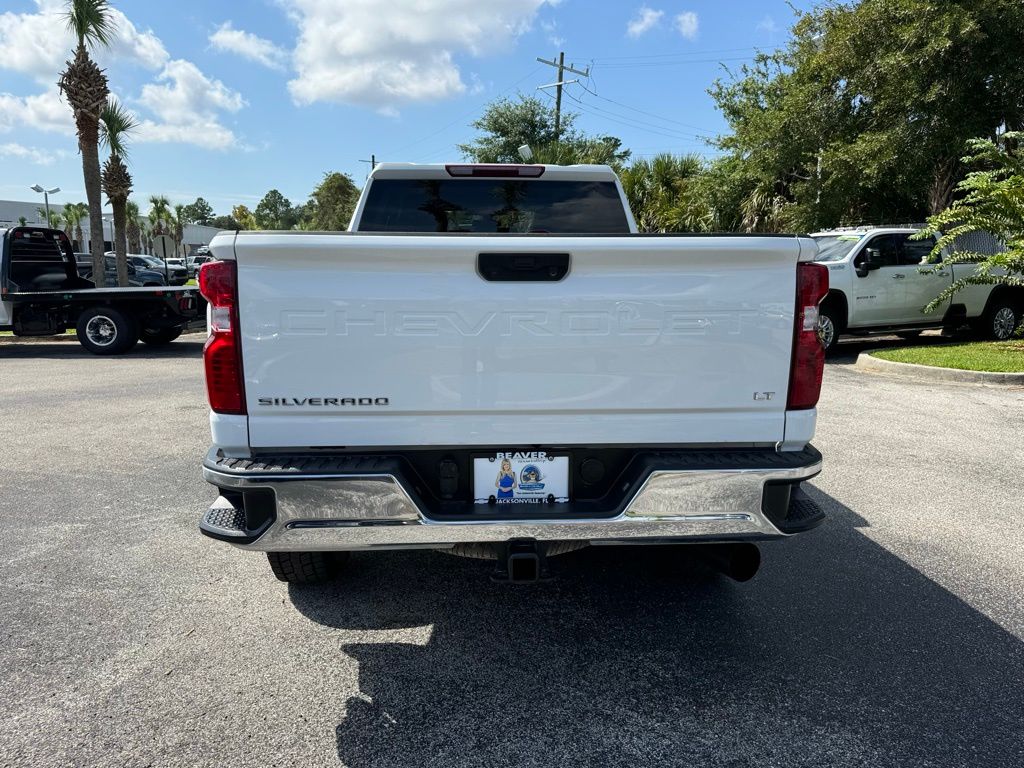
[577,82,712,133]
[560,89,711,142]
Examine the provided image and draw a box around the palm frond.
[65,0,115,49]
[99,97,138,159]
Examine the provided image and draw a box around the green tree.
[58,0,113,285]
[459,95,569,162]
[65,201,88,249]
[38,207,62,229]
[181,197,214,226]
[232,204,257,230]
[171,203,185,257]
[459,94,630,167]
[99,97,137,286]
[211,213,241,230]
[709,0,1024,232]
[254,189,294,229]
[148,195,171,237]
[125,199,141,252]
[18,216,28,227]
[300,172,360,231]
[620,154,709,232]
[917,134,1024,326]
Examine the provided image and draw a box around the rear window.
[358,179,630,234]
[811,234,861,262]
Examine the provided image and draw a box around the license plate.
[473,451,569,504]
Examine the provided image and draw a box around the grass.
[872,340,1024,372]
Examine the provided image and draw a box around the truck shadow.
[0,337,205,359]
[289,488,1023,767]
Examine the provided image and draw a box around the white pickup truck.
[811,227,1020,350]
[198,163,829,584]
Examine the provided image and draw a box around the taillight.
[445,164,545,178]
[787,262,829,410]
[198,260,246,415]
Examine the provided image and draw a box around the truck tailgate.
[233,234,800,448]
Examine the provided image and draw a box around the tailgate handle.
[478,252,570,282]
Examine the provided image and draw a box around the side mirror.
[854,248,884,277]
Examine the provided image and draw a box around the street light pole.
[30,184,61,223]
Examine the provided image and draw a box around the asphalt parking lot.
[2,336,1023,767]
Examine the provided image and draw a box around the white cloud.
[135,119,237,151]
[757,16,780,36]
[286,0,552,110]
[0,89,75,136]
[0,142,69,165]
[675,11,699,40]
[0,0,167,83]
[541,20,564,47]
[209,22,288,71]
[135,60,245,150]
[627,7,663,39]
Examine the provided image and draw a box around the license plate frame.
[472,451,570,505]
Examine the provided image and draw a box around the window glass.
[810,235,862,262]
[862,234,899,266]
[359,179,630,234]
[897,234,936,265]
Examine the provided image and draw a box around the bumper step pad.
[200,498,249,539]
[775,486,826,534]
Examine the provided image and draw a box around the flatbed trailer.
[1,226,203,355]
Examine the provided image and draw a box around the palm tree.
[38,208,63,229]
[148,195,171,237]
[125,199,141,253]
[61,205,76,242]
[58,0,113,287]
[171,203,186,258]
[70,202,88,249]
[620,153,708,233]
[17,216,27,227]
[100,97,137,286]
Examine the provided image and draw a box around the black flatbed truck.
[1,226,202,355]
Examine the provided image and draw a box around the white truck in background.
[197,163,829,585]
[811,227,1019,350]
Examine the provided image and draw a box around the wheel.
[267,551,348,584]
[140,327,182,346]
[896,330,923,341]
[817,306,839,352]
[75,307,139,355]
[980,299,1020,341]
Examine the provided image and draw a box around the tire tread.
[266,551,345,584]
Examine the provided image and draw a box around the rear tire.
[267,551,348,584]
[817,306,840,353]
[76,307,139,355]
[979,299,1021,341]
[140,327,182,346]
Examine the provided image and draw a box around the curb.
[855,351,1024,386]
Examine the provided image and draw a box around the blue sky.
[0,0,814,217]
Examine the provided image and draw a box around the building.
[0,199,221,255]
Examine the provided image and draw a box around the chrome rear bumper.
[201,447,823,552]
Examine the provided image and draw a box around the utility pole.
[359,154,377,178]
[536,52,589,141]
